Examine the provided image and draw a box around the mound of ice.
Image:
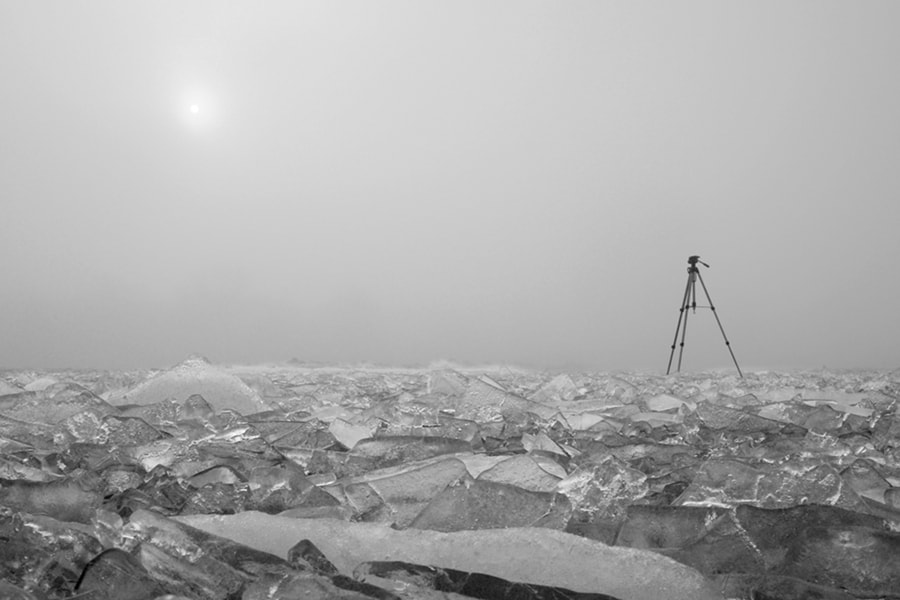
[111,356,267,416]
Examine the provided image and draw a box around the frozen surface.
[1,358,900,599]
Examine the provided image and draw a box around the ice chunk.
[410,478,571,532]
[530,374,578,403]
[176,513,724,600]
[476,455,563,493]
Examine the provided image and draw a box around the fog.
[2,1,899,371]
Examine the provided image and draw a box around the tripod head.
[687,255,710,272]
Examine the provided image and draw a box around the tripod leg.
[666,274,693,374]
[694,271,743,378]
[676,291,690,372]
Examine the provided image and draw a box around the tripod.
[666,255,743,377]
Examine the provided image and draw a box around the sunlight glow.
[175,86,220,133]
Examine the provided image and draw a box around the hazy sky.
[2,1,899,371]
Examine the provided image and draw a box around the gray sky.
[2,1,899,371]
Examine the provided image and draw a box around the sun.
[177,90,216,130]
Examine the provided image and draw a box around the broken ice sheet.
[4,360,900,598]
